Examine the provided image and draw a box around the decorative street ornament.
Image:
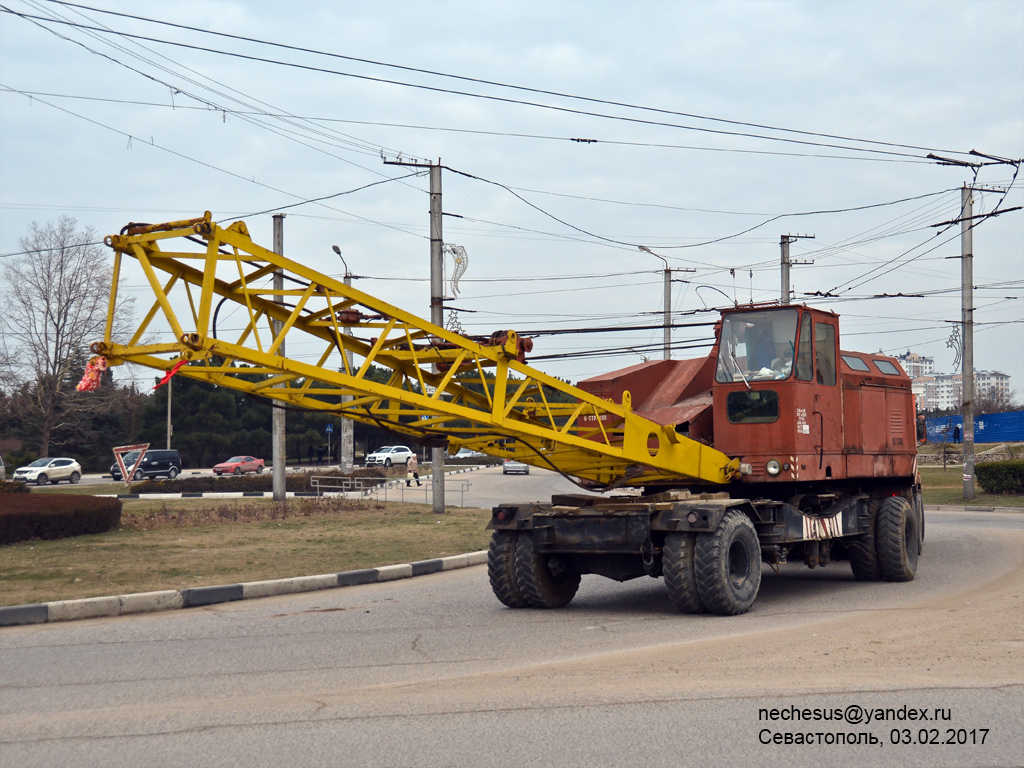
[946,323,962,370]
[443,243,468,335]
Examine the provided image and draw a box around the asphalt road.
[1,507,1021,767]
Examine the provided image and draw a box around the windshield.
[716,309,798,383]
[374,446,394,453]
[226,456,246,463]
[28,458,51,467]
[120,451,141,465]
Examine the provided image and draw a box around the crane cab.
[712,305,916,489]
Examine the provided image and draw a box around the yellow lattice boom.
[91,212,739,487]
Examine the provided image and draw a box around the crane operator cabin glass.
[715,309,798,383]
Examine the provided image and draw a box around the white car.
[13,457,83,485]
[365,445,414,467]
[502,458,530,475]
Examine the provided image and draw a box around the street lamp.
[333,245,354,472]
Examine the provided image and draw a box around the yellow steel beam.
[94,213,739,487]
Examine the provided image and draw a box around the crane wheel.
[694,510,761,616]
[848,501,882,581]
[514,533,580,609]
[488,531,527,608]
[663,532,705,614]
[876,497,918,582]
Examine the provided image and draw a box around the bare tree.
[0,217,134,456]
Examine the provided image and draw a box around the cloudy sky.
[1,0,1021,394]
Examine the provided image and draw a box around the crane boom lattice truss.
[93,213,738,487]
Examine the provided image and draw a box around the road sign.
[325,423,334,433]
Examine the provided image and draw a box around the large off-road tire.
[694,510,761,616]
[514,532,580,609]
[36,474,48,486]
[70,471,80,484]
[663,532,705,614]
[913,489,924,555]
[877,496,919,582]
[488,531,527,608]
[167,466,179,480]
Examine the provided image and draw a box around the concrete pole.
[663,267,671,359]
[341,270,355,473]
[166,375,172,449]
[960,186,975,500]
[429,163,445,514]
[272,214,287,502]
[781,236,791,305]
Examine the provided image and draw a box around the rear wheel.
[515,533,580,608]
[877,496,918,581]
[694,510,761,616]
[256,465,264,474]
[848,501,882,581]
[37,474,48,486]
[70,471,80,484]
[488,531,527,607]
[663,532,705,613]
[167,466,179,480]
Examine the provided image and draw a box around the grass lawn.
[1,497,492,607]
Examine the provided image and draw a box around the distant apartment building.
[908,368,1012,412]
[893,351,935,379]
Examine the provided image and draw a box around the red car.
[213,456,265,476]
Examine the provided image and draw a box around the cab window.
[795,313,813,381]
[814,322,836,385]
[726,390,780,423]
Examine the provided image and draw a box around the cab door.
[811,317,843,477]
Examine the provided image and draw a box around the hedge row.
[0,480,30,494]
[976,460,1024,495]
[1,495,122,545]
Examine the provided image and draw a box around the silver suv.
[13,457,83,485]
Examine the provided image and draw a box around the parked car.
[0,454,5,481]
[110,449,182,481]
[452,448,485,459]
[365,445,414,467]
[213,456,265,476]
[13,457,82,485]
[502,458,530,475]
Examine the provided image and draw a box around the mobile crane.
[91,212,922,615]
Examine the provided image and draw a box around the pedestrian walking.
[953,424,961,444]
[406,454,421,486]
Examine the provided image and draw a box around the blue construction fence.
[925,411,1024,444]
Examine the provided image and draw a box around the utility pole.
[166,376,172,449]
[333,245,355,474]
[639,246,695,359]
[780,234,815,304]
[384,157,445,513]
[271,214,287,502]
[960,186,975,500]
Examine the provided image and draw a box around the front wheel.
[70,471,81,484]
[877,496,919,581]
[488,531,527,607]
[694,510,762,615]
[233,467,242,476]
[663,532,705,613]
[515,533,580,608]
[384,458,392,467]
[37,474,48,486]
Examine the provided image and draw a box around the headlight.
[766,459,782,476]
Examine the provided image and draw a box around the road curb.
[0,551,489,628]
